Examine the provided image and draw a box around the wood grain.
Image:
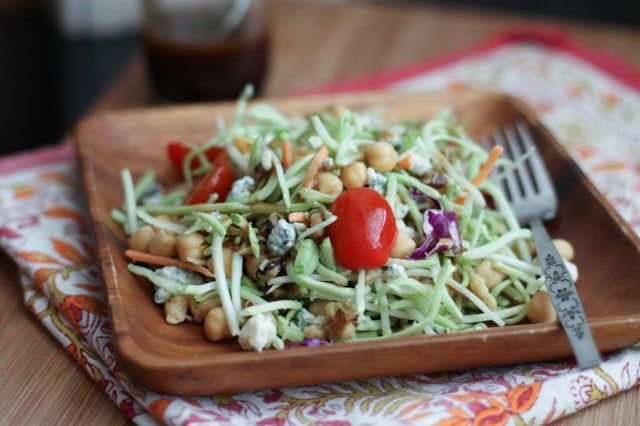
[3,0,640,423]
[0,252,127,425]
[76,89,640,395]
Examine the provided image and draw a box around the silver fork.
[490,122,601,369]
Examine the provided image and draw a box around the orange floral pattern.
[2,35,640,425]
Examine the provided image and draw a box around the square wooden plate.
[76,90,640,395]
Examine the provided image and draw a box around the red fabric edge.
[303,27,640,94]
[0,143,76,177]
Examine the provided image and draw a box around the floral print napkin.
[1,31,640,425]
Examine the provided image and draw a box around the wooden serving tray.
[76,90,640,395]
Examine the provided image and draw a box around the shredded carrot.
[281,141,293,169]
[397,155,412,169]
[124,249,214,278]
[288,212,306,222]
[471,145,503,186]
[456,145,503,204]
[302,145,329,188]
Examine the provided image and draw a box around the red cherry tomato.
[167,142,225,176]
[185,152,234,204]
[327,187,398,269]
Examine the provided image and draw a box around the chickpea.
[308,299,329,316]
[233,136,252,154]
[327,104,345,118]
[365,141,398,172]
[303,324,328,340]
[189,297,221,323]
[553,239,574,261]
[316,172,343,196]
[390,231,416,259]
[474,260,505,290]
[308,212,326,239]
[341,161,367,189]
[129,225,155,252]
[244,255,262,280]
[204,307,232,341]
[469,272,497,311]
[164,295,189,324]
[176,233,206,262]
[527,292,557,323]
[148,230,177,257]
[332,322,356,341]
[207,247,233,277]
[324,302,356,341]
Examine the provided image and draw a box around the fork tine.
[515,122,554,194]
[504,126,536,195]
[492,129,521,201]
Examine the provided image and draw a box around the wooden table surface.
[2,1,639,424]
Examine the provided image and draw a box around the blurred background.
[1,0,638,156]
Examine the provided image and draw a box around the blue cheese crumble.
[153,287,171,304]
[267,219,296,256]
[238,314,277,352]
[366,167,387,194]
[153,266,204,304]
[322,157,335,170]
[294,309,325,328]
[227,176,255,201]
[408,154,432,177]
[155,266,205,285]
[385,262,407,280]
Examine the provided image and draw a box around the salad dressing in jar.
[142,0,269,101]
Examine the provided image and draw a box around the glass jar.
[142,0,269,101]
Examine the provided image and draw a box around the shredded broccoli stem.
[193,212,227,236]
[286,153,315,177]
[385,174,398,209]
[127,264,215,295]
[241,300,303,317]
[320,237,337,271]
[248,137,263,174]
[464,229,532,260]
[297,215,337,241]
[355,269,366,316]
[212,233,240,336]
[315,263,348,286]
[272,153,291,210]
[120,169,138,235]
[252,175,279,201]
[298,187,338,204]
[111,209,127,225]
[115,92,571,348]
[132,170,156,201]
[231,253,243,320]
[286,262,355,301]
[136,210,187,233]
[397,183,423,233]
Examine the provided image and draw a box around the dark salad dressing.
[143,12,269,102]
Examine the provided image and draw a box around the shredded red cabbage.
[409,209,462,259]
[408,188,442,210]
[287,339,330,348]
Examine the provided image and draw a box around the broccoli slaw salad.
[112,87,578,352]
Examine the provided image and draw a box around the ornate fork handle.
[529,218,601,369]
